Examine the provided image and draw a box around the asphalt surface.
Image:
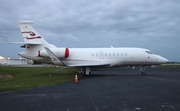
[0,67,180,111]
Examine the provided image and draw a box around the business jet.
[11,21,168,76]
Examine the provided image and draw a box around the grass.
[0,66,77,92]
[158,64,180,68]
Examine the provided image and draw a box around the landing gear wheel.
[141,72,145,76]
[85,72,91,76]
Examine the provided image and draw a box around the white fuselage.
[16,20,169,69]
[15,20,169,75]
[19,47,168,67]
[66,48,167,66]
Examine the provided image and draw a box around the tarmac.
[0,67,180,111]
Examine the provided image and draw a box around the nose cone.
[158,56,169,63]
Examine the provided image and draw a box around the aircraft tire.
[141,72,145,76]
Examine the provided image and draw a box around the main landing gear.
[84,67,91,76]
[140,66,146,76]
[78,67,91,76]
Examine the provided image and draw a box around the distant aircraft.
[11,21,168,76]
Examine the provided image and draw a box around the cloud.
[0,0,180,61]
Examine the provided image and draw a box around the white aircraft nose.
[157,56,169,63]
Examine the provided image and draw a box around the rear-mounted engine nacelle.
[38,48,69,58]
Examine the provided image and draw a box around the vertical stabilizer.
[18,20,50,47]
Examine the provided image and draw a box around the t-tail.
[12,21,57,61]
[18,20,54,47]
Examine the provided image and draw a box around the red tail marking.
[26,36,41,40]
[21,31,30,34]
[26,46,30,49]
[30,31,36,36]
[22,31,36,36]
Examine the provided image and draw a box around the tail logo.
[22,31,42,40]
[30,31,36,36]
[26,36,41,40]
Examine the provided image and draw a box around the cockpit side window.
[145,51,153,54]
[146,51,149,54]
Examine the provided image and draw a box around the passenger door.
[99,51,104,59]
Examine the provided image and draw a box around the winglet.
[44,47,66,66]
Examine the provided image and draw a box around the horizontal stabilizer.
[9,42,43,45]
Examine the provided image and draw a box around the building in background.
[0,56,28,66]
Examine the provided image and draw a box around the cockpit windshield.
[145,51,153,54]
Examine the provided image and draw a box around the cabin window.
[96,53,98,57]
[117,53,119,56]
[125,53,127,56]
[92,53,94,57]
[113,53,115,56]
[105,53,107,57]
[109,53,111,56]
[121,53,123,56]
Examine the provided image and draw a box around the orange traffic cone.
[74,74,78,83]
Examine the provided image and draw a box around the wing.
[44,47,66,66]
[68,63,110,67]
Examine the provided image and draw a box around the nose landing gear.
[140,66,146,76]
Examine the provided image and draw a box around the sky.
[0,0,180,61]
